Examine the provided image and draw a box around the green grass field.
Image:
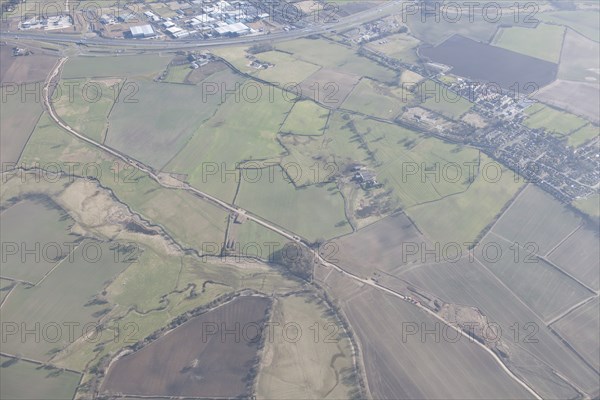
[366,33,421,64]
[524,104,589,136]
[0,84,44,164]
[107,246,183,313]
[342,78,406,119]
[61,54,171,79]
[0,357,81,400]
[1,239,130,361]
[492,23,565,63]
[406,154,522,245]
[236,166,352,241]
[162,64,192,84]
[406,10,527,45]
[275,38,398,83]
[19,116,229,251]
[539,10,600,42]
[351,117,479,208]
[280,100,329,136]
[568,123,598,147]
[278,112,374,186]
[0,198,79,284]
[254,50,322,84]
[573,194,600,219]
[53,78,118,142]
[418,80,473,119]
[165,84,292,202]
[106,76,243,169]
[230,220,290,262]
[212,47,322,85]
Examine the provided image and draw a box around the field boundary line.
[489,231,598,296]
[472,256,546,324]
[0,351,83,375]
[14,108,45,166]
[539,256,598,296]
[0,283,16,309]
[34,242,82,287]
[388,256,470,277]
[545,223,583,257]
[547,326,600,377]
[477,182,530,244]
[547,295,598,327]
[0,275,35,286]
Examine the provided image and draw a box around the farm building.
[354,171,379,188]
[130,25,156,38]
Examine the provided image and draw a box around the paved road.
[3,1,403,50]
[39,55,543,400]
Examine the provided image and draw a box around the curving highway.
[3,1,403,50]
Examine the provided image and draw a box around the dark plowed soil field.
[101,296,271,398]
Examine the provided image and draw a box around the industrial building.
[213,22,250,36]
[130,24,156,38]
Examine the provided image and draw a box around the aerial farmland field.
[164,82,291,201]
[1,239,131,360]
[350,116,480,208]
[558,28,600,82]
[405,9,535,45]
[280,99,330,136]
[523,103,589,137]
[567,123,599,147]
[551,300,600,371]
[236,165,352,241]
[405,155,523,245]
[0,197,80,283]
[398,259,600,398]
[477,234,593,322]
[106,77,241,169]
[101,296,271,398]
[0,356,81,400]
[52,78,119,143]
[491,185,583,255]
[492,23,565,63]
[0,84,44,164]
[257,293,360,399]
[61,54,170,79]
[534,80,600,124]
[365,32,421,63]
[298,68,360,107]
[417,80,473,119]
[18,118,230,251]
[253,50,322,84]
[342,77,406,119]
[326,281,537,400]
[0,46,57,85]
[331,212,429,277]
[547,224,600,290]
[1,2,599,399]
[275,38,398,83]
[539,10,600,42]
